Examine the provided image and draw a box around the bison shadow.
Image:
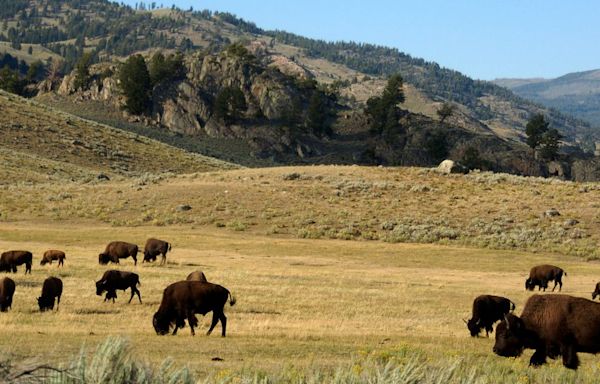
[74,308,121,315]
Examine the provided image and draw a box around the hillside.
[0,90,236,183]
[0,0,598,177]
[495,69,600,128]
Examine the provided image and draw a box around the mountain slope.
[494,70,600,127]
[0,0,597,175]
[0,90,237,183]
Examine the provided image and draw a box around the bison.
[40,250,66,267]
[143,238,171,265]
[525,264,566,292]
[0,250,32,274]
[186,270,208,282]
[38,277,63,311]
[153,281,235,337]
[98,241,138,266]
[465,295,515,337]
[0,277,15,312]
[493,294,600,369]
[593,283,600,300]
[95,270,141,303]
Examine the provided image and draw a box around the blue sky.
[120,0,600,80]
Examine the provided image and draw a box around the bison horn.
[504,314,510,330]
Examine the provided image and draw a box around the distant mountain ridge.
[494,69,600,127]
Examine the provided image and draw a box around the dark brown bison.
[493,294,600,369]
[40,250,66,267]
[0,277,15,312]
[153,281,235,336]
[465,295,515,337]
[0,250,32,274]
[38,277,63,311]
[186,270,208,282]
[592,282,600,300]
[98,241,138,266]
[95,270,141,303]
[143,238,171,265]
[525,264,566,292]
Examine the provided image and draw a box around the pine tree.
[365,73,405,134]
[73,51,93,90]
[214,86,247,125]
[119,54,152,115]
[306,90,331,137]
[525,114,549,150]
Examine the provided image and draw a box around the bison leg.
[25,263,31,274]
[58,258,63,267]
[207,311,220,336]
[561,344,579,370]
[529,347,548,367]
[220,313,227,337]
[187,313,198,336]
[160,253,166,266]
[56,295,60,311]
[128,287,142,304]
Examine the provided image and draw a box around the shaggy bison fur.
[153,281,235,336]
[494,294,600,370]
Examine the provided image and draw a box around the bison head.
[153,311,171,335]
[493,314,526,358]
[37,296,54,312]
[593,287,600,300]
[95,280,106,296]
[525,278,535,291]
[466,318,481,337]
[40,259,48,266]
[98,253,109,265]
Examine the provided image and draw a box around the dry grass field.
[1,165,600,382]
[2,221,600,383]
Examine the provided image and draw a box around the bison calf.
[465,295,515,337]
[99,241,138,266]
[0,277,15,312]
[186,270,208,282]
[96,270,141,304]
[143,238,171,265]
[494,294,600,370]
[0,250,32,274]
[40,250,66,267]
[38,277,63,311]
[525,264,566,292]
[153,281,235,337]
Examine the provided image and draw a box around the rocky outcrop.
[437,160,468,174]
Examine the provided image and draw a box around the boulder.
[437,160,468,174]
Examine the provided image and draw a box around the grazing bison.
[38,277,63,311]
[0,251,32,274]
[153,281,235,336]
[40,250,66,267]
[98,241,138,266]
[95,270,141,303]
[465,295,515,337]
[525,264,566,292]
[493,294,600,369]
[143,238,171,265]
[593,283,600,300]
[0,277,15,312]
[186,270,208,282]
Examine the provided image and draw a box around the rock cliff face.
[44,47,598,179]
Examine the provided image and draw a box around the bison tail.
[168,243,172,252]
[564,271,567,277]
[229,292,236,306]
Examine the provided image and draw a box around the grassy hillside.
[1,165,599,258]
[0,90,237,183]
